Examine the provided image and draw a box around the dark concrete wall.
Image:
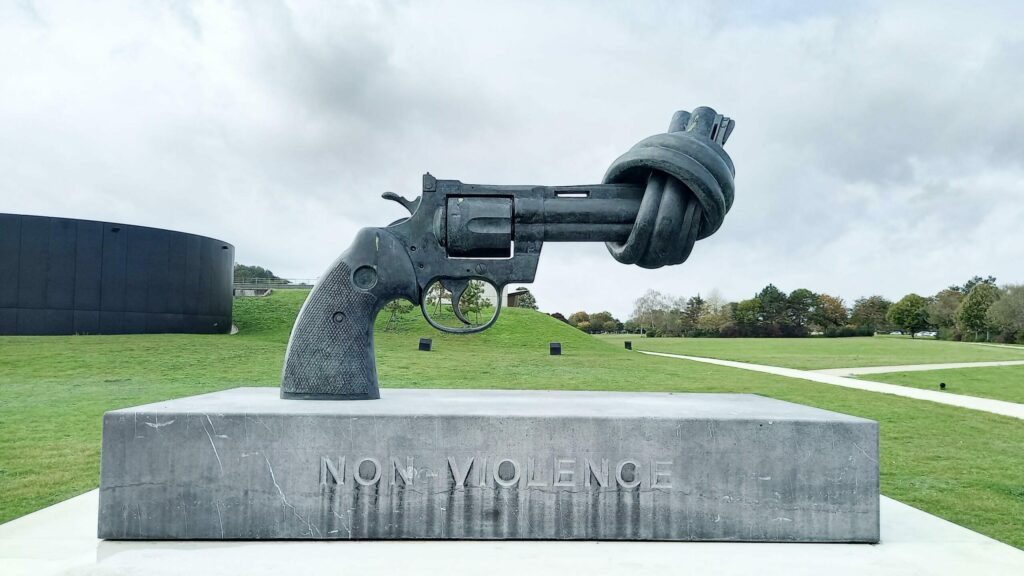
[0,213,234,335]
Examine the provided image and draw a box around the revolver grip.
[280,228,416,400]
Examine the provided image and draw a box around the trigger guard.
[421,293,503,335]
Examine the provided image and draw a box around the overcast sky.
[2,1,1022,318]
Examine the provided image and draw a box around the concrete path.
[639,351,1024,420]
[815,360,1024,377]
[2,490,1022,575]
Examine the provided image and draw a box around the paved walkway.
[2,490,1022,575]
[814,360,1024,376]
[638,351,1024,420]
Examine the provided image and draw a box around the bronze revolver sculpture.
[281,107,736,399]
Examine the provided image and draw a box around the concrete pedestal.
[98,388,879,541]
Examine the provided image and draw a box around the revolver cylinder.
[445,196,512,258]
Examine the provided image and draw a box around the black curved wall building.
[0,213,234,335]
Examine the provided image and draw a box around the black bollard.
[419,338,432,352]
[550,342,562,356]
[939,382,946,390]
[625,341,632,350]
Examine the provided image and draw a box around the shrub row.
[823,325,875,338]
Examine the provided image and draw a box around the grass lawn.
[599,334,1024,370]
[1,290,1022,549]
[859,365,1024,404]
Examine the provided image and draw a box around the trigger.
[441,278,472,325]
[382,191,421,216]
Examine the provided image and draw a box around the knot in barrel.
[603,107,736,269]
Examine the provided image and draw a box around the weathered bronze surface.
[281,108,736,399]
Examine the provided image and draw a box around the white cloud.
[2,0,1022,318]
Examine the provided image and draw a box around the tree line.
[625,286,875,338]
[887,276,1023,343]
[559,276,1024,343]
[233,263,286,282]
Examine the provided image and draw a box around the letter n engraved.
[585,458,608,488]
[447,457,474,489]
[392,457,415,486]
[320,456,345,486]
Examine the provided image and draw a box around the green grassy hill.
[1,290,1023,549]
[231,290,684,392]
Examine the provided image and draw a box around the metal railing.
[232,277,317,290]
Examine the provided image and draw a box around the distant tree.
[887,294,931,337]
[787,288,819,327]
[567,311,590,327]
[461,280,486,322]
[682,295,708,331]
[233,263,285,283]
[382,298,413,332]
[812,294,848,330]
[949,275,997,294]
[587,311,621,333]
[631,289,669,335]
[654,309,682,337]
[956,283,1001,341]
[426,283,448,314]
[927,289,964,329]
[733,298,763,328]
[850,295,893,331]
[704,288,727,314]
[987,285,1024,343]
[697,304,732,334]
[549,312,569,324]
[514,289,538,309]
[757,285,789,326]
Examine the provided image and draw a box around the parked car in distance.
[914,331,938,338]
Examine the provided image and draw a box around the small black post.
[549,342,562,355]
[419,338,432,352]
[624,341,632,350]
[939,382,946,390]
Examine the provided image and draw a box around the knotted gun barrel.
[281,107,736,400]
[439,107,735,266]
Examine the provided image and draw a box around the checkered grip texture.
[280,259,380,398]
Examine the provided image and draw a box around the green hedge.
[824,325,875,338]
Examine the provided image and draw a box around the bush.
[824,325,875,338]
[780,324,809,338]
[718,325,741,338]
[712,323,809,338]
[994,330,1019,344]
[687,327,723,338]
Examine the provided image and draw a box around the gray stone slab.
[98,388,879,542]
